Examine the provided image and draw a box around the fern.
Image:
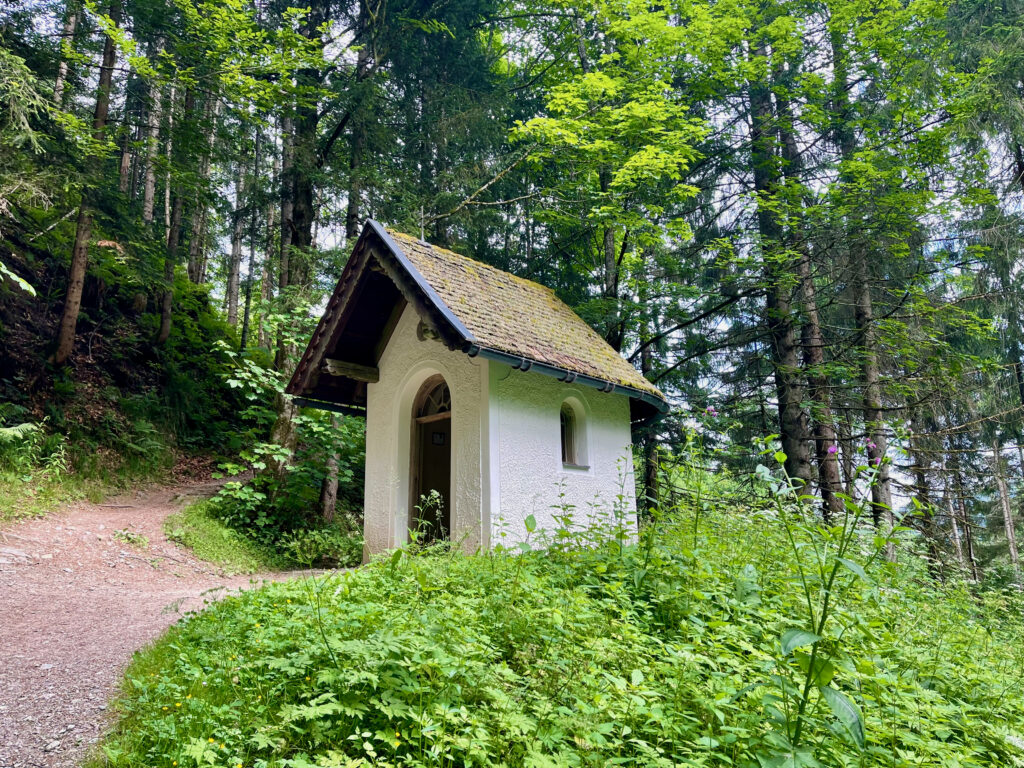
[0,421,38,444]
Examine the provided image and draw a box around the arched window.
[560,398,588,469]
[417,379,451,419]
[560,404,576,464]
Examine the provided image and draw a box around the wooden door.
[410,376,452,542]
[414,415,451,540]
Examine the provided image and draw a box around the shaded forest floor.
[0,481,295,768]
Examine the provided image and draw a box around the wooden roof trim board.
[287,221,669,423]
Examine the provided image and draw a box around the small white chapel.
[287,221,668,557]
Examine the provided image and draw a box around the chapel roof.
[286,221,668,422]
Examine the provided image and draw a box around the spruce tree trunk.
[747,45,812,489]
[142,48,164,226]
[952,458,980,581]
[288,0,328,287]
[157,193,182,344]
[852,261,894,532]
[775,84,843,520]
[52,2,120,366]
[240,130,261,352]
[227,168,244,326]
[117,93,137,195]
[156,88,192,344]
[275,115,294,371]
[258,151,279,350]
[345,12,371,242]
[943,467,966,570]
[639,316,659,515]
[53,1,78,105]
[797,247,843,522]
[993,437,1020,579]
[910,429,941,575]
[187,98,220,283]
[831,28,894,535]
[163,85,176,242]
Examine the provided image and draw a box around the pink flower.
[827,445,838,455]
[873,457,882,465]
[705,406,718,417]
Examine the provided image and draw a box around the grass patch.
[0,441,177,524]
[164,500,290,574]
[93,497,1024,768]
[0,469,138,523]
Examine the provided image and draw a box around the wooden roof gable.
[286,221,668,422]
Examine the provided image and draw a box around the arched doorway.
[410,375,451,541]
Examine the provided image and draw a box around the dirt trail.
[0,483,288,768]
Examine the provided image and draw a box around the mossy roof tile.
[387,230,664,400]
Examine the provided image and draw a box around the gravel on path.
[0,483,289,768]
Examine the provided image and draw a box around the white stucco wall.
[363,306,637,557]
[489,363,637,548]
[363,306,487,557]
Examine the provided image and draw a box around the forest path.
[0,482,289,768]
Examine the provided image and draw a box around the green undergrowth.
[0,443,176,523]
[93,491,1024,768]
[165,500,292,574]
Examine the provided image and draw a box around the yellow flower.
[162,706,168,711]
[186,695,192,699]
[305,676,310,681]
[175,702,182,707]
[173,762,177,766]
[208,738,215,743]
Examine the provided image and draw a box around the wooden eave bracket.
[323,358,380,383]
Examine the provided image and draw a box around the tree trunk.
[156,192,182,344]
[187,98,220,283]
[259,151,279,350]
[943,466,966,570]
[141,47,164,226]
[288,1,328,288]
[240,130,261,352]
[117,92,138,196]
[267,392,299,484]
[776,82,843,520]
[319,420,340,523]
[187,206,208,283]
[53,1,78,105]
[163,85,176,243]
[227,168,244,326]
[797,247,843,522]
[852,261,894,529]
[274,116,295,367]
[952,457,980,581]
[155,89,190,346]
[993,437,1020,579]
[910,428,942,576]
[345,9,372,242]
[197,213,210,284]
[831,27,893,536]
[639,307,659,516]
[747,46,813,489]
[51,2,120,366]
